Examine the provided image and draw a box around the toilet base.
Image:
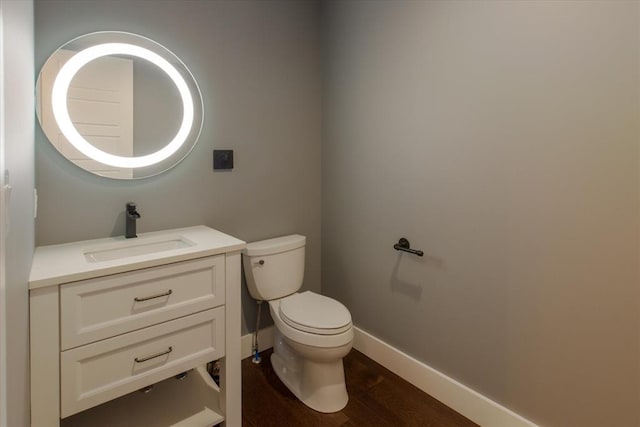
[270,329,350,413]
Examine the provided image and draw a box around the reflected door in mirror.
[39,49,134,178]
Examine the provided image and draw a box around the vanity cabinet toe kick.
[29,229,244,427]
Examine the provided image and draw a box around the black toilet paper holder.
[393,238,424,257]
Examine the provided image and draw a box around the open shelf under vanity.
[61,366,224,427]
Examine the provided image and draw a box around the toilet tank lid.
[244,234,306,257]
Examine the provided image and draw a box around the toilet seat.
[279,291,352,335]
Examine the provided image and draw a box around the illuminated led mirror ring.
[51,43,194,169]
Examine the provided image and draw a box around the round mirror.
[36,31,204,179]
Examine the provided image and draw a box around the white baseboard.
[239,325,536,427]
[353,326,537,427]
[241,325,275,360]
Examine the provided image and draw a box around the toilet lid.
[279,291,352,335]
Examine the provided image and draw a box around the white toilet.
[243,234,354,413]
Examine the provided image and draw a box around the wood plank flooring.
[242,349,478,427]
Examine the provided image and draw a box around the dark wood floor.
[242,349,478,427]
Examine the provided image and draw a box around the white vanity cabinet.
[29,226,245,427]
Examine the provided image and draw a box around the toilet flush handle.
[258,260,265,265]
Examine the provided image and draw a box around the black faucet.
[125,202,141,238]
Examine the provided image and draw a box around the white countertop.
[29,226,246,289]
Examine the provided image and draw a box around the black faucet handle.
[126,202,141,219]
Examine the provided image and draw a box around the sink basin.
[84,235,195,263]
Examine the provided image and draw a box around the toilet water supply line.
[252,301,263,364]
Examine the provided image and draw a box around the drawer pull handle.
[135,346,173,363]
[134,289,172,302]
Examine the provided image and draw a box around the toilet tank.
[242,234,306,301]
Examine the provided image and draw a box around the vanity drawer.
[60,306,225,418]
[60,255,225,350]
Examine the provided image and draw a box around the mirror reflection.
[36,32,203,179]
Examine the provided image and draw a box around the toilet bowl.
[242,235,354,413]
[269,293,353,412]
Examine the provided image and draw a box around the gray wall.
[2,0,34,426]
[34,0,322,334]
[133,58,182,159]
[322,1,639,426]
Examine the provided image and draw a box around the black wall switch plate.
[213,150,234,170]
